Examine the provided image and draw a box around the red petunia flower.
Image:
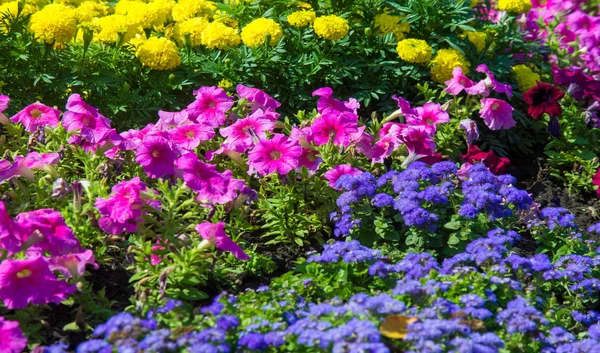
[523,82,565,119]
[593,168,600,199]
[461,145,510,175]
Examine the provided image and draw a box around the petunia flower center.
[17,269,32,278]
[491,103,500,111]
[269,150,282,160]
[208,101,217,108]
[30,109,43,119]
[186,130,196,138]
[152,150,161,158]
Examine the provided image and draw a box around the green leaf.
[443,220,461,230]
[447,234,460,246]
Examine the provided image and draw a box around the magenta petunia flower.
[296,148,322,174]
[289,126,315,148]
[310,112,358,147]
[187,86,234,128]
[0,256,76,309]
[196,222,250,260]
[593,168,600,198]
[398,124,436,156]
[479,98,516,130]
[312,87,355,115]
[0,95,8,112]
[16,209,84,256]
[135,135,177,178]
[155,110,190,131]
[0,152,58,183]
[175,153,244,204]
[50,249,98,278]
[444,67,487,95]
[407,103,450,133]
[459,119,480,145]
[0,159,20,183]
[247,134,302,176]
[62,94,112,145]
[476,64,513,97]
[24,152,60,169]
[169,124,215,151]
[236,84,281,113]
[10,102,61,132]
[324,164,362,188]
[0,317,27,353]
[0,201,22,255]
[220,109,274,152]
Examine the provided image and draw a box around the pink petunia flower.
[407,103,450,133]
[24,152,60,169]
[10,102,61,132]
[50,249,98,278]
[311,112,358,147]
[0,317,27,353]
[16,209,84,256]
[444,67,487,95]
[296,148,322,174]
[0,201,22,255]
[248,134,302,176]
[0,256,76,309]
[392,95,418,117]
[459,119,480,145]
[289,126,315,149]
[169,124,215,151]
[324,164,362,189]
[592,168,600,199]
[0,95,9,125]
[155,110,190,131]
[187,86,234,128]
[312,87,355,115]
[63,94,112,145]
[175,153,244,204]
[476,64,513,97]
[398,124,436,155]
[236,84,281,113]
[479,98,516,130]
[135,135,177,178]
[220,109,274,152]
[196,222,250,260]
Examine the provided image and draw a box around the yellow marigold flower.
[76,1,111,23]
[396,38,432,63]
[173,16,209,47]
[512,64,540,92]
[150,0,175,22]
[497,0,532,14]
[466,31,486,52]
[126,34,147,52]
[430,48,470,83]
[172,0,215,22]
[470,0,478,7]
[313,15,349,41]
[94,14,143,44]
[218,78,233,90]
[29,4,78,43]
[223,0,251,5]
[374,13,410,40]
[116,1,167,29]
[287,10,316,28]
[201,21,240,49]
[294,1,312,9]
[136,36,181,70]
[0,1,35,18]
[241,18,283,47]
[213,10,238,28]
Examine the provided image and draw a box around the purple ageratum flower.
[236,84,281,114]
[0,256,76,309]
[371,193,394,208]
[479,99,516,130]
[496,297,549,334]
[0,317,27,353]
[196,222,250,260]
[247,134,302,176]
[396,253,440,279]
[476,64,513,98]
[10,102,61,132]
[324,164,362,189]
[135,135,177,178]
[307,240,383,264]
[187,86,234,128]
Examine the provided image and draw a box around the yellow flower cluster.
[76,1,111,23]
[466,31,486,52]
[201,21,241,49]
[512,64,540,91]
[241,18,283,47]
[429,48,470,83]
[218,78,233,90]
[115,0,171,29]
[172,0,215,22]
[94,14,143,44]
[0,1,35,19]
[287,10,316,28]
[313,15,349,41]
[136,36,181,70]
[173,17,209,47]
[497,0,532,14]
[396,39,432,64]
[374,13,410,40]
[29,4,78,43]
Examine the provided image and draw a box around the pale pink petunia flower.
[135,135,177,178]
[444,67,485,95]
[50,249,98,278]
[0,317,27,353]
[0,95,9,125]
[196,222,250,260]
[247,134,302,176]
[24,152,60,169]
[0,256,76,309]
[187,86,234,128]
[459,119,480,145]
[324,164,362,189]
[310,112,358,147]
[476,64,513,97]
[479,98,516,130]
[10,102,61,132]
[236,84,281,113]
[169,124,215,151]
[289,126,315,149]
[155,110,190,131]
[220,109,274,152]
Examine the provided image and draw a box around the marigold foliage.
[200,21,241,50]
[287,10,316,28]
[313,15,349,41]
[241,18,283,47]
[29,4,78,44]
[396,39,432,64]
[430,48,470,83]
[135,37,181,70]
